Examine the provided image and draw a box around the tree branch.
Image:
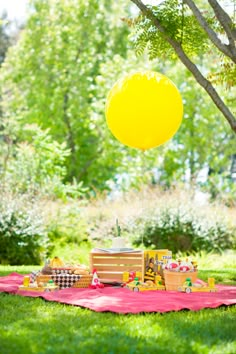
[63,92,75,157]
[208,0,236,46]
[130,0,236,133]
[77,147,103,180]
[184,0,236,63]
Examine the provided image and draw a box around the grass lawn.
[0,252,235,354]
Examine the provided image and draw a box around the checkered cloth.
[52,274,82,289]
[31,271,40,283]
[31,271,82,289]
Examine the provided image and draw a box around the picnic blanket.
[0,273,235,314]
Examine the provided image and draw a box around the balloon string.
[141,149,146,248]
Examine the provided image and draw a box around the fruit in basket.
[49,256,64,268]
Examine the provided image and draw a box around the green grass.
[0,293,235,354]
[176,250,236,285]
[0,251,235,354]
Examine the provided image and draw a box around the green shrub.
[47,203,89,249]
[1,124,88,200]
[0,193,50,265]
[132,206,236,253]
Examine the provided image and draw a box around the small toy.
[179,264,191,272]
[89,269,104,289]
[125,281,165,292]
[191,260,198,270]
[167,261,179,271]
[123,271,142,283]
[125,275,165,292]
[184,277,192,287]
[163,258,194,273]
[144,257,156,282]
[23,276,31,287]
[178,277,218,293]
[18,279,59,292]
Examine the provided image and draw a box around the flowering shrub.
[0,193,50,265]
[132,206,235,253]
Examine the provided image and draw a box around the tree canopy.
[130,0,236,132]
[1,0,131,190]
[0,0,235,202]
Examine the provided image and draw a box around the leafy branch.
[183,0,236,63]
[130,0,236,133]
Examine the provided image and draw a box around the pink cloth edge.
[0,272,235,314]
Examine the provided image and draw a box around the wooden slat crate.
[90,250,144,282]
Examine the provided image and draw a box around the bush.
[47,202,89,248]
[132,206,236,253]
[0,193,50,265]
[1,124,88,200]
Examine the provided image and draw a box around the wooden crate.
[90,250,144,282]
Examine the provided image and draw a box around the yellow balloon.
[105,71,183,150]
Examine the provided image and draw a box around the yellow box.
[143,249,172,281]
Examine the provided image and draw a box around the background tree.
[0,11,12,65]
[0,11,15,181]
[0,0,132,191]
[1,0,235,198]
[158,63,236,201]
[130,0,236,132]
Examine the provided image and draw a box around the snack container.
[51,268,73,275]
[72,274,93,288]
[164,270,198,291]
[23,276,30,287]
[36,275,52,286]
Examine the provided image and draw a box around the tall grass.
[1,186,235,264]
[78,186,236,249]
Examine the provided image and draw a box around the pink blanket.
[1,273,235,314]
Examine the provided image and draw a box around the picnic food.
[73,265,89,275]
[49,256,64,268]
[41,263,53,275]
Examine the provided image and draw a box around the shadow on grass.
[0,292,235,354]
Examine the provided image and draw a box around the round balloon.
[105,71,183,150]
